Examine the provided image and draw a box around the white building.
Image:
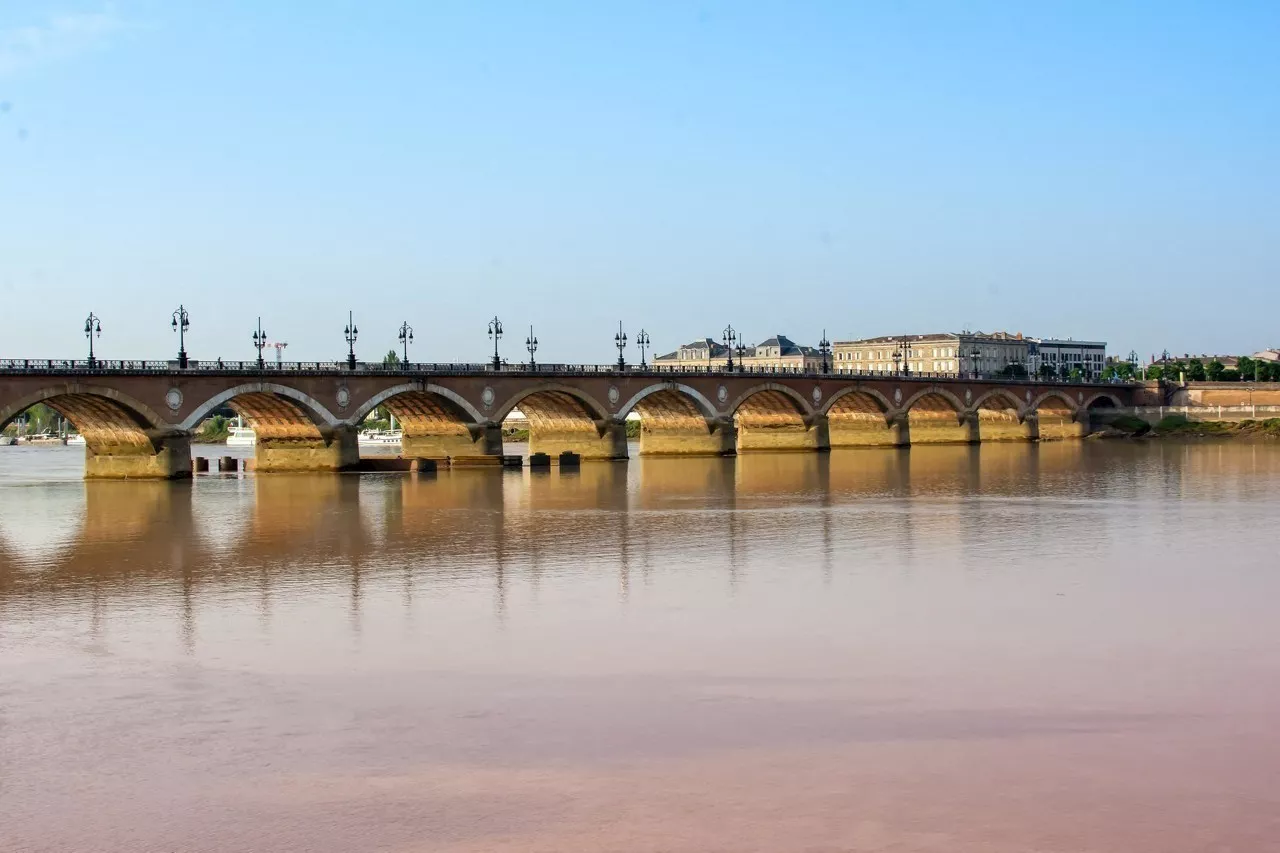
[1030,339,1107,380]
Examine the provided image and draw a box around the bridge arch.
[493,383,611,425]
[822,386,893,420]
[180,382,341,433]
[0,383,168,453]
[618,383,719,422]
[972,389,1030,442]
[618,383,729,456]
[1083,391,1122,410]
[350,383,492,460]
[730,383,823,453]
[350,383,485,426]
[1029,390,1079,415]
[494,383,625,460]
[902,386,972,444]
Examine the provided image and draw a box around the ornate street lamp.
[636,329,650,368]
[252,318,267,370]
[171,305,190,369]
[84,312,102,368]
[488,316,503,369]
[900,336,912,377]
[722,325,737,371]
[614,321,628,370]
[819,329,831,374]
[892,348,902,375]
[398,321,414,364]
[736,338,747,372]
[343,311,359,370]
[970,346,981,379]
[526,326,538,368]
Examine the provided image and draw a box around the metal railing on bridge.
[0,358,1135,386]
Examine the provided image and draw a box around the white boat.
[358,429,403,448]
[225,416,256,447]
[66,434,86,446]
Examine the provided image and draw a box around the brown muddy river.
[2,441,1279,852]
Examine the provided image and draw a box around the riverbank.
[1097,414,1280,440]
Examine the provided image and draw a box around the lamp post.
[636,329,650,368]
[343,311,359,370]
[526,326,538,368]
[84,312,102,368]
[736,338,747,372]
[397,322,414,364]
[892,348,902,375]
[970,347,981,379]
[614,321,628,370]
[900,337,912,377]
[723,325,737,371]
[819,329,831,374]
[252,318,267,370]
[171,305,190,368]
[488,316,503,369]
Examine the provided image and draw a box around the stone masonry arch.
[902,387,974,445]
[0,384,187,479]
[496,384,624,461]
[618,383,731,456]
[350,383,498,461]
[731,384,825,453]
[823,387,901,448]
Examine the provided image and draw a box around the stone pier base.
[84,432,193,480]
[1037,415,1087,440]
[908,413,979,445]
[829,413,907,448]
[255,427,360,472]
[638,419,735,456]
[736,415,830,453]
[977,416,1037,442]
[529,420,628,461]
[401,423,503,460]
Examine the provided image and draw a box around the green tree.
[383,349,400,366]
[998,363,1027,379]
[1186,359,1206,381]
[1068,367,1084,382]
[1206,359,1225,381]
[1237,356,1257,381]
[1038,363,1057,379]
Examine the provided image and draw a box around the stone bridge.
[0,361,1141,478]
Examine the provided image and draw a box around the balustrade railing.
[0,358,1136,386]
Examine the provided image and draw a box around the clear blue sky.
[1,1,1277,363]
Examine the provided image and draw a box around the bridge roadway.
[0,359,1141,479]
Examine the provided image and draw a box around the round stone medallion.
[1078,391,1084,403]
[811,386,823,404]
[336,387,350,410]
[717,385,729,404]
[893,387,903,405]
[481,386,495,408]
[964,389,973,405]
[608,385,620,406]
[1026,389,1033,403]
[165,388,183,411]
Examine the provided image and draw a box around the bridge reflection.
[5,444,1275,636]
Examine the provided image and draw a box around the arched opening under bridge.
[731,386,825,453]
[974,391,1031,442]
[355,385,499,462]
[183,384,352,473]
[0,386,187,479]
[497,386,624,461]
[904,390,975,445]
[621,385,732,456]
[1032,392,1083,441]
[825,389,902,448]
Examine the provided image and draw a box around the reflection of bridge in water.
[0,362,1141,478]
[5,441,1235,624]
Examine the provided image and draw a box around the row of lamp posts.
[79,310,985,379]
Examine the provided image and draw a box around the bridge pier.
[1037,412,1088,441]
[976,413,1038,442]
[908,411,979,445]
[736,414,830,453]
[529,419,628,461]
[84,431,193,480]
[254,426,360,473]
[638,417,736,456]
[401,422,503,460]
[829,412,909,448]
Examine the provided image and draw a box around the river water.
[2,441,1279,852]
